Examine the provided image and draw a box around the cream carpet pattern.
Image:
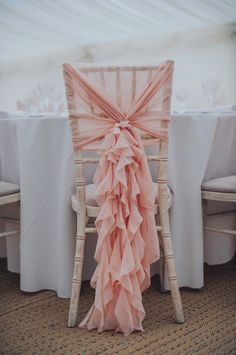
[0,260,235,354]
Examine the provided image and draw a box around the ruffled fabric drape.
[63,61,173,335]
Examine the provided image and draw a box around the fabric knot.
[113,120,130,134]
[117,120,130,128]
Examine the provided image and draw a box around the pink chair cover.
[63,61,173,335]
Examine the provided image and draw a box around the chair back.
[63,62,174,189]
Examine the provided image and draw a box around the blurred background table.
[0,112,235,297]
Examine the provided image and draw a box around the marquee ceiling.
[0,0,236,64]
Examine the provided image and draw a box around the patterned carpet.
[0,259,235,355]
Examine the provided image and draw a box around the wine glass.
[175,89,189,112]
[202,79,220,107]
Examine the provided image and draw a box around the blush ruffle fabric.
[64,62,173,335]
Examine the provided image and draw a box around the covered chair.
[63,61,184,335]
[202,175,236,236]
[0,181,20,238]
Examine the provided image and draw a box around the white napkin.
[1,111,67,119]
[181,105,236,114]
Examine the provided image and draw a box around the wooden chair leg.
[156,214,166,292]
[202,198,208,235]
[159,241,167,293]
[160,208,184,324]
[68,210,87,327]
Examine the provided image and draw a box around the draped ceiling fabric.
[63,61,173,334]
[1,0,236,64]
[0,0,235,110]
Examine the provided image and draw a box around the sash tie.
[113,119,130,134]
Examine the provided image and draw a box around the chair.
[63,61,184,332]
[0,181,20,238]
[202,175,236,236]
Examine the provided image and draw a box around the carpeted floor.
[0,260,235,355]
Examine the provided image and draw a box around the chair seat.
[0,181,20,196]
[201,175,236,193]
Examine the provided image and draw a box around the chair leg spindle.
[159,208,184,324]
[159,242,167,293]
[68,211,86,327]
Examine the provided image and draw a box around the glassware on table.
[201,79,220,107]
[175,89,189,112]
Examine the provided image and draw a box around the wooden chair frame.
[202,190,236,236]
[0,192,20,238]
[63,63,184,328]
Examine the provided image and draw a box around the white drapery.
[1,0,236,64]
[0,0,236,111]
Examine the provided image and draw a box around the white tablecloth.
[0,113,235,297]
